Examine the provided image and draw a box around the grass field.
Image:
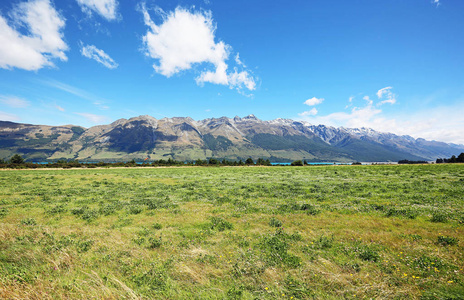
[0,164,463,299]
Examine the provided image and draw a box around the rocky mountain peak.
[242,114,259,121]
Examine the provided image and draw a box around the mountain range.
[1,115,463,163]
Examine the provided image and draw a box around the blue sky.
[0,0,463,144]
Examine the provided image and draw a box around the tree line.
[0,154,274,169]
[436,153,464,164]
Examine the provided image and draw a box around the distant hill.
[1,115,463,162]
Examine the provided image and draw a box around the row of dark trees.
[0,154,274,168]
[436,153,464,164]
[398,159,429,165]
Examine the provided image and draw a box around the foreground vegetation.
[0,164,463,299]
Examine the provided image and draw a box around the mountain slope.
[0,116,462,162]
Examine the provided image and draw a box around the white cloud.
[75,112,109,124]
[227,68,256,91]
[363,95,373,105]
[300,103,382,129]
[55,104,65,112]
[81,44,118,69]
[0,96,30,108]
[0,0,68,71]
[140,5,256,92]
[304,97,324,106]
[298,108,318,117]
[76,0,119,21]
[298,89,464,144]
[376,86,396,105]
[376,86,392,99]
[432,0,440,6]
[235,53,246,67]
[0,111,20,122]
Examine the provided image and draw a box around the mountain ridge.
[1,115,463,162]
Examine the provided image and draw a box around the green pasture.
[0,164,463,299]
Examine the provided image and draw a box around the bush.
[0,208,8,218]
[385,207,418,219]
[148,236,162,249]
[269,217,282,227]
[291,160,303,166]
[358,247,380,262]
[431,212,448,223]
[259,232,301,268]
[9,154,25,164]
[128,204,143,215]
[437,235,459,246]
[99,203,117,216]
[210,217,233,231]
[71,206,100,222]
[48,204,67,215]
[153,223,162,230]
[300,203,320,215]
[76,239,94,253]
[313,235,334,249]
[21,218,37,226]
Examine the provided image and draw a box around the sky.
[0,0,463,144]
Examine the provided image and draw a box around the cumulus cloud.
[75,112,109,124]
[140,5,256,92]
[297,89,464,144]
[0,96,30,108]
[298,108,318,117]
[376,86,396,105]
[0,0,68,71]
[81,44,118,69]
[76,0,119,21]
[227,68,256,91]
[304,97,324,106]
[300,102,382,129]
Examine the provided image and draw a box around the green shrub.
[133,237,146,246]
[81,209,100,221]
[226,286,243,300]
[385,207,418,219]
[210,217,233,231]
[71,206,87,216]
[269,217,282,227]
[300,203,320,215]
[48,204,67,214]
[131,263,167,291]
[437,235,459,246]
[76,239,94,253]
[358,247,380,262]
[259,232,301,268]
[0,208,8,218]
[148,236,162,249]
[71,206,100,222]
[431,212,448,223]
[99,203,117,216]
[153,223,162,230]
[20,218,37,226]
[313,235,334,249]
[128,205,143,215]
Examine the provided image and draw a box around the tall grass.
[0,164,463,299]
